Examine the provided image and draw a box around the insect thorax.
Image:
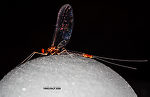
[47,47,60,55]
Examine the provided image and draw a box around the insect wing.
[51,4,73,49]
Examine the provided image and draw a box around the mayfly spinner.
[21,4,148,69]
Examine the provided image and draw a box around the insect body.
[21,4,148,69]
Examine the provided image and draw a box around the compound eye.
[41,48,45,53]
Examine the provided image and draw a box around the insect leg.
[58,48,73,57]
[20,52,48,64]
[58,48,69,55]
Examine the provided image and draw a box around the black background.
[1,0,150,97]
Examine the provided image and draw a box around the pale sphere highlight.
[0,55,137,97]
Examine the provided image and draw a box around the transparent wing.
[51,4,73,49]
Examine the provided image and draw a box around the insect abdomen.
[82,54,93,58]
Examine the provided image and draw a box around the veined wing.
[51,4,73,49]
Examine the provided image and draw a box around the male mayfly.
[21,4,148,69]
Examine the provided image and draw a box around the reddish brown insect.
[21,4,148,70]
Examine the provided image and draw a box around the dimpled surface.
[0,55,137,97]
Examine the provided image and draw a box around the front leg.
[20,51,48,64]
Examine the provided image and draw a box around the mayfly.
[21,4,148,69]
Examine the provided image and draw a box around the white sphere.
[0,55,137,97]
